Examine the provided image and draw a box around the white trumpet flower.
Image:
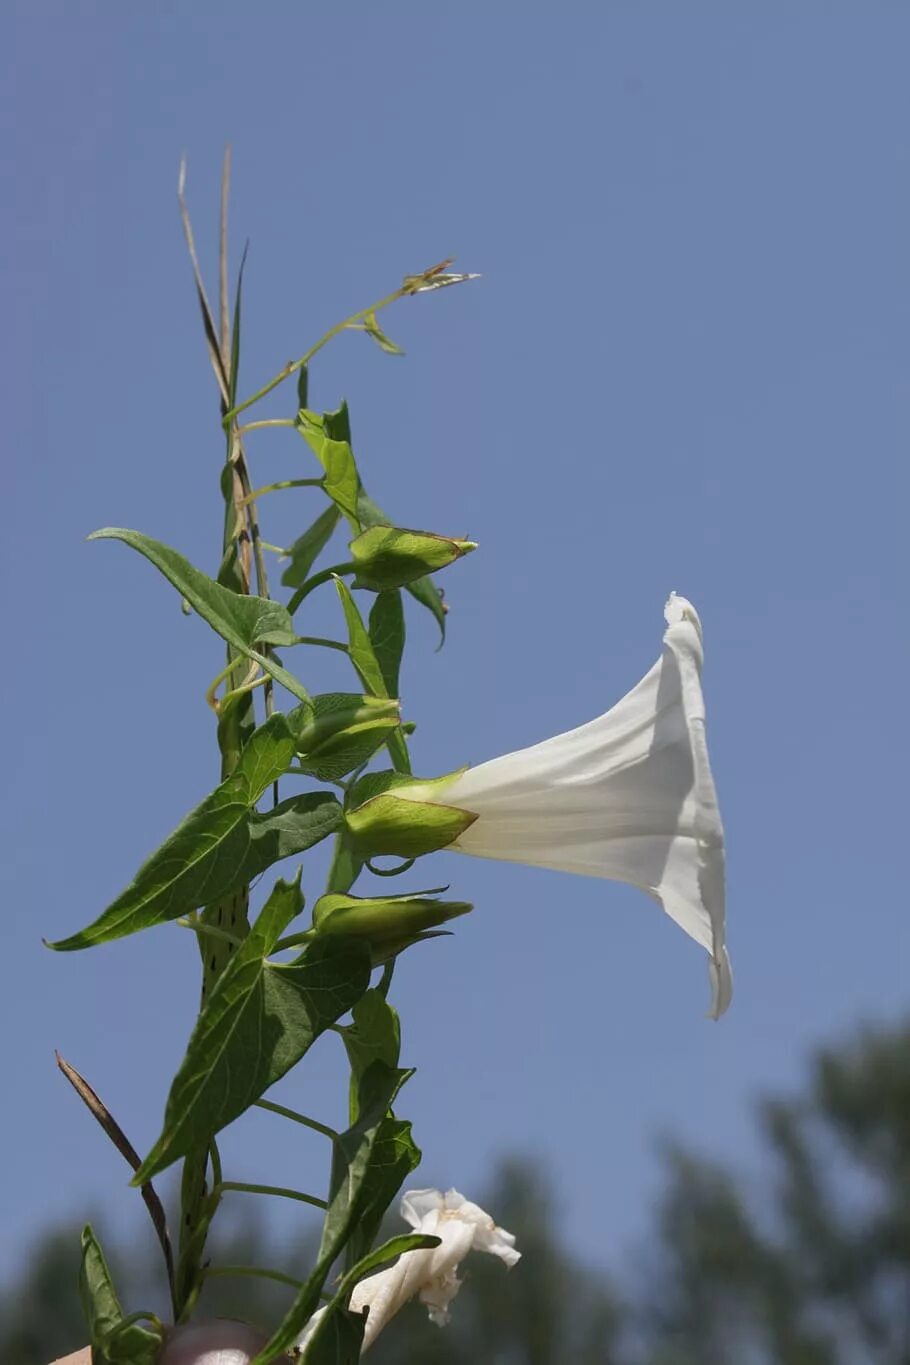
[297,1188,519,1354]
[431,594,731,1016]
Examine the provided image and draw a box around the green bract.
[344,769,476,858]
[311,889,473,963]
[290,693,402,781]
[349,524,477,591]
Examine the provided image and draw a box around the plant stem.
[176,918,244,949]
[224,283,408,425]
[236,418,297,435]
[293,635,349,653]
[217,1180,327,1211]
[241,477,325,506]
[287,563,354,615]
[204,1265,304,1292]
[254,1098,338,1142]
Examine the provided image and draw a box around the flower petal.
[445,594,730,1015]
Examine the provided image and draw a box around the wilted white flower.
[439,593,731,1017]
[297,1188,519,1354]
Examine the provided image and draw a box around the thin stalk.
[292,635,349,653]
[217,1180,327,1211]
[204,1265,304,1293]
[224,282,408,425]
[236,418,297,435]
[273,929,316,953]
[254,1098,338,1142]
[241,477,324,506]
[176,918,244,949]
[287,563,353,615]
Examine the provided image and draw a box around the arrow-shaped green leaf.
[49,716,341,950]
[90,528,309,701]
[134,876,371,1181]
[335,580,409,774]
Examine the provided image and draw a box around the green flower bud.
[349,524,477,591]
[289,694,401,782]
[311,890,472,964]
[345,769,476,858]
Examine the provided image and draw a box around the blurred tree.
[642,1019,910,1365]
[5,1019,907,1365]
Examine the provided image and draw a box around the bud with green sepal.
[344,768,476,858]
[289,693,402,781]
[310,888,473,964]
[349,525,477,591]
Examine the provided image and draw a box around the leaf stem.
[216,1180,327,1211]
[254,1098,338,1142]
[236,418,298,435]
[176,918,245,949]
[241,477,325,506]
[224,283,408,425]
[204,1264,304,1292]
[273,929,316,952]
[287,563,354,615]
[292,635,350,653]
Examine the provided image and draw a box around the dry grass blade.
[177,157,230,408]
[219,145,232,368]
[55,1051,176,1312]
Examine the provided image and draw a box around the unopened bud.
[349,525,477,591]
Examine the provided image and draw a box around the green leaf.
[362,310,405,356]
[335,579,386,695]
[350,525,476,591]
[228,244,249,408]
[346,1115,422,1268]
[253,1063,412,1363]
[90,528,309,702]
[405,574,447,644]
[80,1224,124,1347]
[369,591,405,697]
[297,407,361,527]
[281,504,341,588]
[51,715,293,949]
[340,990,401,1119]
[47,716,340,951]
[134,876,371,1182]
[79,1226,162,1364]
[335,580,410,774]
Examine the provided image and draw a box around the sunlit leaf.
[79,1225,162,1363]
[335,580,410,773]
[297,407,361,528]
[48,716,341,950]
[134,876,371,1182]
[362,310,405,356]
[89,528,309,702]
[369,591,405,697]
[281,504,341,588]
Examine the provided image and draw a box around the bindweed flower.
[297,1188,520,1354]
[347,594,730,1016]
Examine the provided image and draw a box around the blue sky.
[2,2,908,1294]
